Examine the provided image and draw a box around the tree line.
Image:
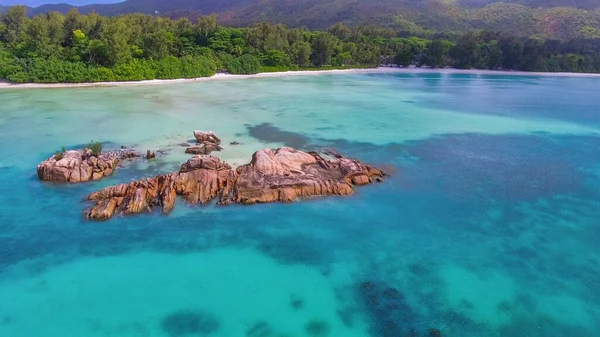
[1,6,600,83]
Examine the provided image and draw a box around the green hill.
[19,0,600,39]
[461,0,600,9]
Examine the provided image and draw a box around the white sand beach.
[1,67,600,89]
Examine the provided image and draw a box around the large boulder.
[193,131,221,145]
[37,148,138,183]
[221,148,384,205]
[188,131,223,155]
[185,143,222,155]
[86,155,232,220]
[86,148,384,220]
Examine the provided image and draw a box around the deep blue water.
[0,71,599,337]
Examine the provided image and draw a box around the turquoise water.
[1,72,600,336]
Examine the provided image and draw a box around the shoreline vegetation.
[3,66,600,89]
[2,6,600,86]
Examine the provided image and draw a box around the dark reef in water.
[258,234,326,266]
[247,123,310,149]
[305,319,331,336]
[161,309,220,337]
[405,133,600,201]
[357,281,442,337]
[245,320,295,337]
[290,295,305,310]
[245,321,272,337]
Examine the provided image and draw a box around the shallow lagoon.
[1,72,599,336]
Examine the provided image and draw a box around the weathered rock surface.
[185,143,223,155]
[86,147,384,220]
[86,155,231,220]
[220,148,384,205]
[193,130,221,145]
[188,131,223,155]
[37,148,139,183]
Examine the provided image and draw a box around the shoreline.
[2,67,600,89]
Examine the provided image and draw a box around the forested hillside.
[18,0,600,40]
[461,0,600,9]
[2,6,600,84]
[3,0,122,6]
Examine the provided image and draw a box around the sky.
[1,0,123,6]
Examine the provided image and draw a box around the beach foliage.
[1,7,600,83]
[54,147,66,160]
[87,141,102,157]
[225,54,262,74]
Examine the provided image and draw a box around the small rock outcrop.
[193,131,221,145]
[37,148,138,183]
[185,143,223,155]
[86,147,384,220]
[189,130,222,155]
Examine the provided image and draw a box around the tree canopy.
[1,7,600,83]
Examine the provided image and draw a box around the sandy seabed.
[2,67,600,89]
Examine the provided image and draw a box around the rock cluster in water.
[37,148,139,183]
[85,147,384,220]
[185,130,223,155]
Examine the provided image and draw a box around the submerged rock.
[37,148,139,183]
[161,309,220,337]
[246,321,274,337]
[85,147,384,220]
[429,329,442,337]
[305,320,331,337]
[357,281,442,337]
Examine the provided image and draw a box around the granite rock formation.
[86,155,231,220]
[193,130,221,145]
[185,143,223,155]
[86,147,384,220]
[189,130,222,155]
[219,147,384,205]
[37,148,139,183]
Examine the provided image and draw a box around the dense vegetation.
[2,6,600,83]
[87,140,102,156]
[14,0,600,40]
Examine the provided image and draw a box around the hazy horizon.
[1,0,122,7]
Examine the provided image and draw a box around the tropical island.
[2,5,600,84]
